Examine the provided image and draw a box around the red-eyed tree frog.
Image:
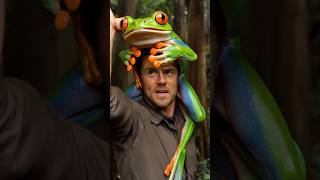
[116,11,206,179]
[118,11,198,71]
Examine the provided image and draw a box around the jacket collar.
[138,96,184,125]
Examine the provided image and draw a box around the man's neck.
[142,96,177,118]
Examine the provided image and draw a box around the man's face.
[140,58,179,109]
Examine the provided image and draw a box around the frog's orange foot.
[164,149,178,177]
[148,55,174,68]
[125,62,133,72]
[130,47,141,58]
[150,43,171,56]
[148,41,176,68]
[124,47,141,72]
[148,50,174,68]
[155,41,175,49]
[153,58,172,68]
[55,10,71,30]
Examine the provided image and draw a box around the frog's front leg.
[147,39,198,68]
[119,47,141,72]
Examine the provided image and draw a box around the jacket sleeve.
[0,77,49,179]
[0,77,110,180]
[110,86,144,142]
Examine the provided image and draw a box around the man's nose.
[157,72,166,84]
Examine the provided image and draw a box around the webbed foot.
[119,46,141,72]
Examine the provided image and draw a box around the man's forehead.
[160,63,176,69]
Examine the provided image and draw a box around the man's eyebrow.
[161,63,174,67]
[143,67,156,71]
[163,66,175,69]
[162,66,176,70]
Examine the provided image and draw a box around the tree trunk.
[173,0,186,40]
[3,0,79,96]
[111,0,138,90]
[187,0,209,160]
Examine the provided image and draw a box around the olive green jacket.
[110,86,197,180]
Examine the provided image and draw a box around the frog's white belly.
[124,29,171,48]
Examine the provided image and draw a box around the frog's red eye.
[120,17,128,31]
[155,12,168,25]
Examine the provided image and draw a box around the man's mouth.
[155,89,168,94]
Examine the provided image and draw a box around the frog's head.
[119,11,172,47]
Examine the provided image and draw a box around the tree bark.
[111,0,138,90]
[173,0,186,40]
[3,0,79,96]
[187,0,209,160]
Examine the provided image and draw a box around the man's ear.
[177,76,183,100]
[177,92,182,99]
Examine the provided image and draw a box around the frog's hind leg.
[215,43,305,179]
[178,75,206,122]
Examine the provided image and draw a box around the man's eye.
[164,69,174,75]
[148,70,155,75]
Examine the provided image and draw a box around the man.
[110,55,197,179]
